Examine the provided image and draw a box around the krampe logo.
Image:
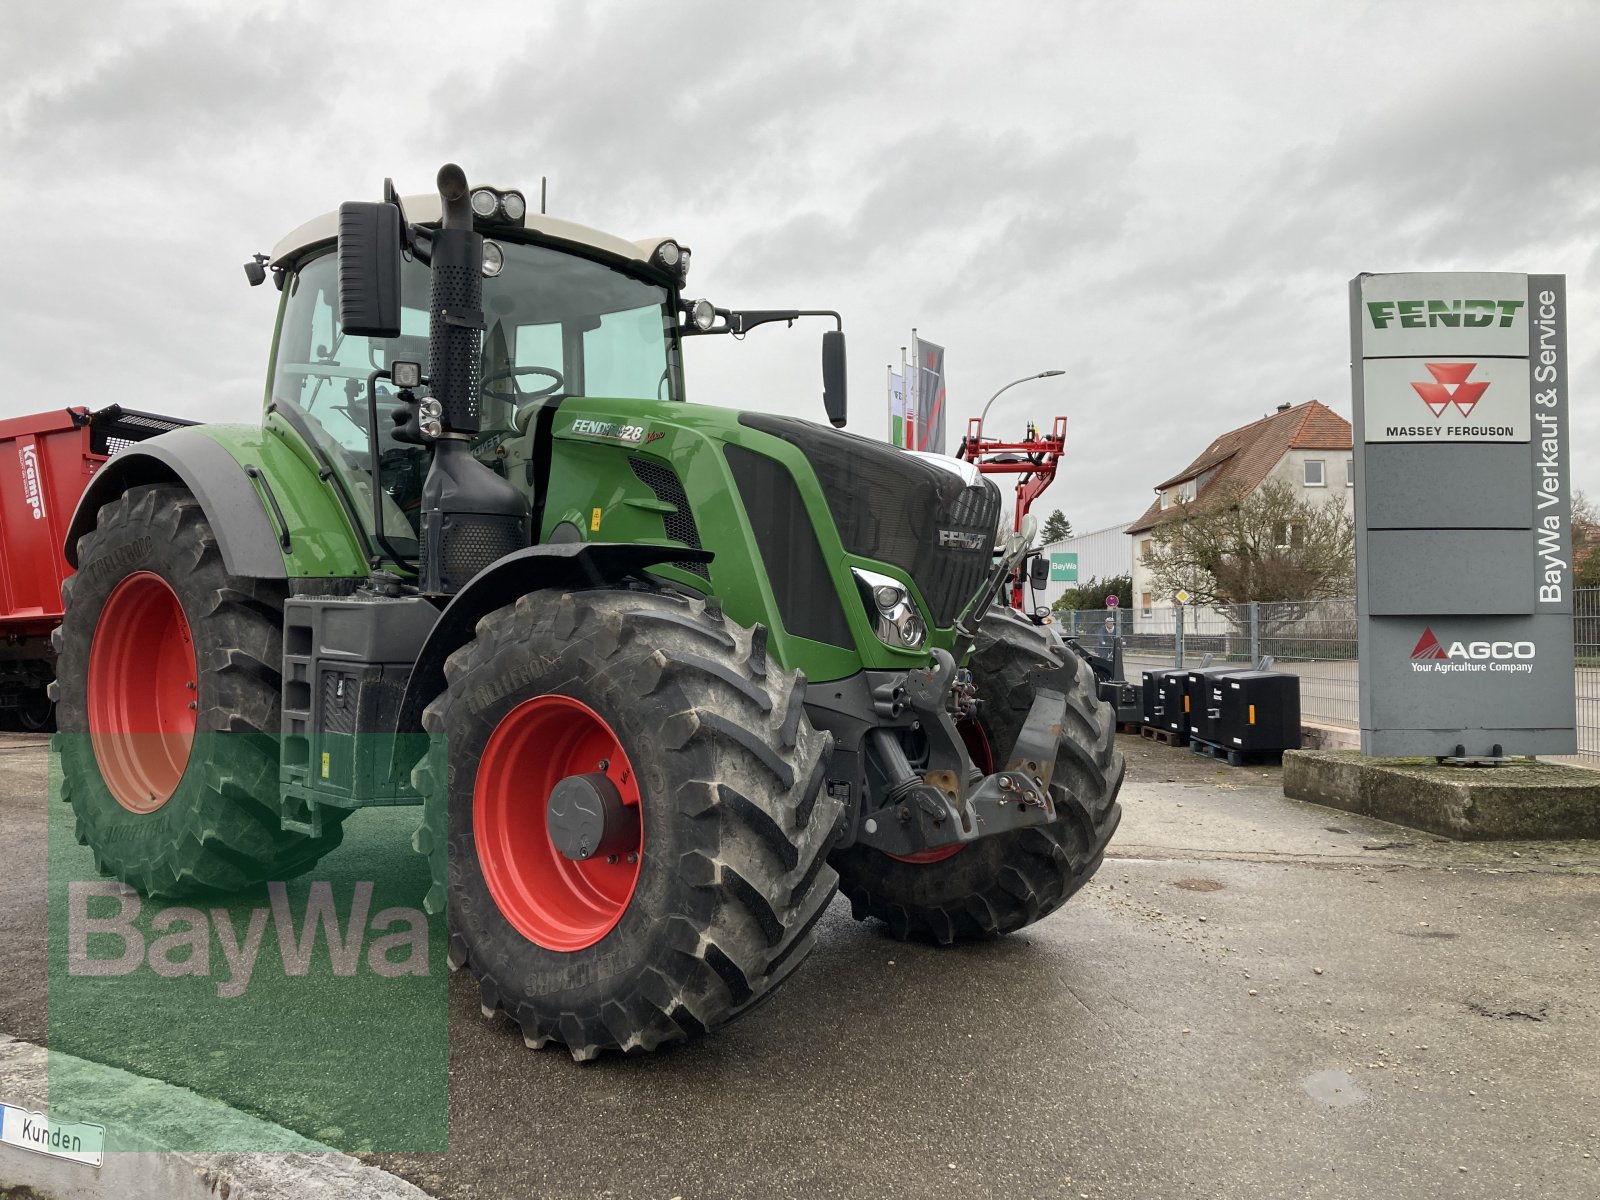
[1412,363,1488,419]
[1411,628,1448,660]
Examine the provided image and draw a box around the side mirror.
[821,329,847,428]
[1029,555,1050,590]
[337,201,402,338]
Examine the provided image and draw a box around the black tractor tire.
[831,606,1123,943]
[54,483,346,897]
[413,588,843,1060]
[14,687,56,733]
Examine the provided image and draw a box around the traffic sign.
[1175,589,1190,605]
[1105,595,1118,608]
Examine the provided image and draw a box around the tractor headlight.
[501,191,527,221]
[481,240,505,277]
[852,568,926,650]
[690,298,716,331]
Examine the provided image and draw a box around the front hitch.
[854,659,1075,858]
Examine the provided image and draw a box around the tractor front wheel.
[831,606,1124,943]
[415,589,842,1059]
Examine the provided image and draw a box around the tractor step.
[1188,734,1282,768]
[1141,725,1187,747]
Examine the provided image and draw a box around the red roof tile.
[1127,401,1351,534]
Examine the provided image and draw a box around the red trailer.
[0,406,188,729]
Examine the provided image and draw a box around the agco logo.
[1410,628,1535,674]
[1411,363,1488,419]
[19,445,46,520]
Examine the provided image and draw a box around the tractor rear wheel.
[414,589,842,1059]
[54,484,346,897]
[831,606,1123,943]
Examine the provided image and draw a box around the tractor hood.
[736,413,1003,627]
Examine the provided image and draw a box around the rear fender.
[63,424,367,579]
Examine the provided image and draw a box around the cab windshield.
[270,239,678,552]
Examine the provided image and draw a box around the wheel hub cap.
[474,694,643,951]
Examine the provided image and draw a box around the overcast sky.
[4,0,1596,533]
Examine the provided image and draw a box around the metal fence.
[1059,589,1600,757]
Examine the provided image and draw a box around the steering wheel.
[480,365,565,404]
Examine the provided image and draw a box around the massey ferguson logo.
[1412,363,1488,419]
[1410,627,1534,675]
[19,445,46,520]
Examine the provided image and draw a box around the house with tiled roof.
[1126,400,1352,621]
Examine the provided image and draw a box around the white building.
[1124,400,1353,624]
[1030,522,1132,609]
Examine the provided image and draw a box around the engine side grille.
[725,445,853,647]
[628,457,709,579]
[433,513,523,591]
[738,414,1001,626]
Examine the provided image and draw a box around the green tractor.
[53,166,1122,1058]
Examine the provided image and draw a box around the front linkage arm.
[852,657,1077,859]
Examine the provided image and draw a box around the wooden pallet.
[1141,725,1188,747]
[1188,734,1283,768]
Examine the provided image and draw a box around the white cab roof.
[270,191,674,270]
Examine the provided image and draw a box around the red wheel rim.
[87,572,197,814]
[884,719,994,865]
[474,694,643,951]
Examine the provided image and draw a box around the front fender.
[395,542,715,732]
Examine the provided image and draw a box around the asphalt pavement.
[3,732,1597,1199]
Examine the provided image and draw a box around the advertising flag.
[887,369,907,447]
[912,335,947,455]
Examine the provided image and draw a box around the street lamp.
[976,369,1065,434]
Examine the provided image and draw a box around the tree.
[1142,478,1354,619]
[1574,492,1600,588]
[1051,574,1132,612]
[1040,509,1073,543]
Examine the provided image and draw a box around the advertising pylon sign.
[1350,272,1575,757]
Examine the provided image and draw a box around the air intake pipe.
[417,164,529,595]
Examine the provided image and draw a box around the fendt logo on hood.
[1410,627,1535,674]
[1411,363,1489,419]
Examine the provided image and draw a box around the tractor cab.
[264,193,689,563]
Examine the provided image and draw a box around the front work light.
[851,567,926,649]
[391,360,422,389]
[501,191,527,221]
[690,298,716,331]
[482,240,505,277]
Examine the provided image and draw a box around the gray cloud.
[1,0,1595,535]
